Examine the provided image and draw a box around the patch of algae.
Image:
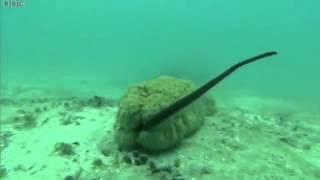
[114,76,216,152]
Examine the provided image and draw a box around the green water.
[0,1,320,180]
[1,0,320,101]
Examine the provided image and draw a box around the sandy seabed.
[0,84,319,180]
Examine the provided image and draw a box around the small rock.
[53,142,76,156]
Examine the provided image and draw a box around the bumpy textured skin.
[114,76,216,151]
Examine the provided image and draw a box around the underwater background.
[1,0,320,180]
[1,0,320,103]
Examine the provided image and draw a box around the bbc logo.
[3,0,25,8]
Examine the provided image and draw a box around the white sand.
[1,86,319,180]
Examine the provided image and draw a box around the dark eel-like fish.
[142,51,278,131]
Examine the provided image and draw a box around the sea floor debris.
[0,92,319,179]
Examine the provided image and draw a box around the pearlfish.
[142,51,278,131]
